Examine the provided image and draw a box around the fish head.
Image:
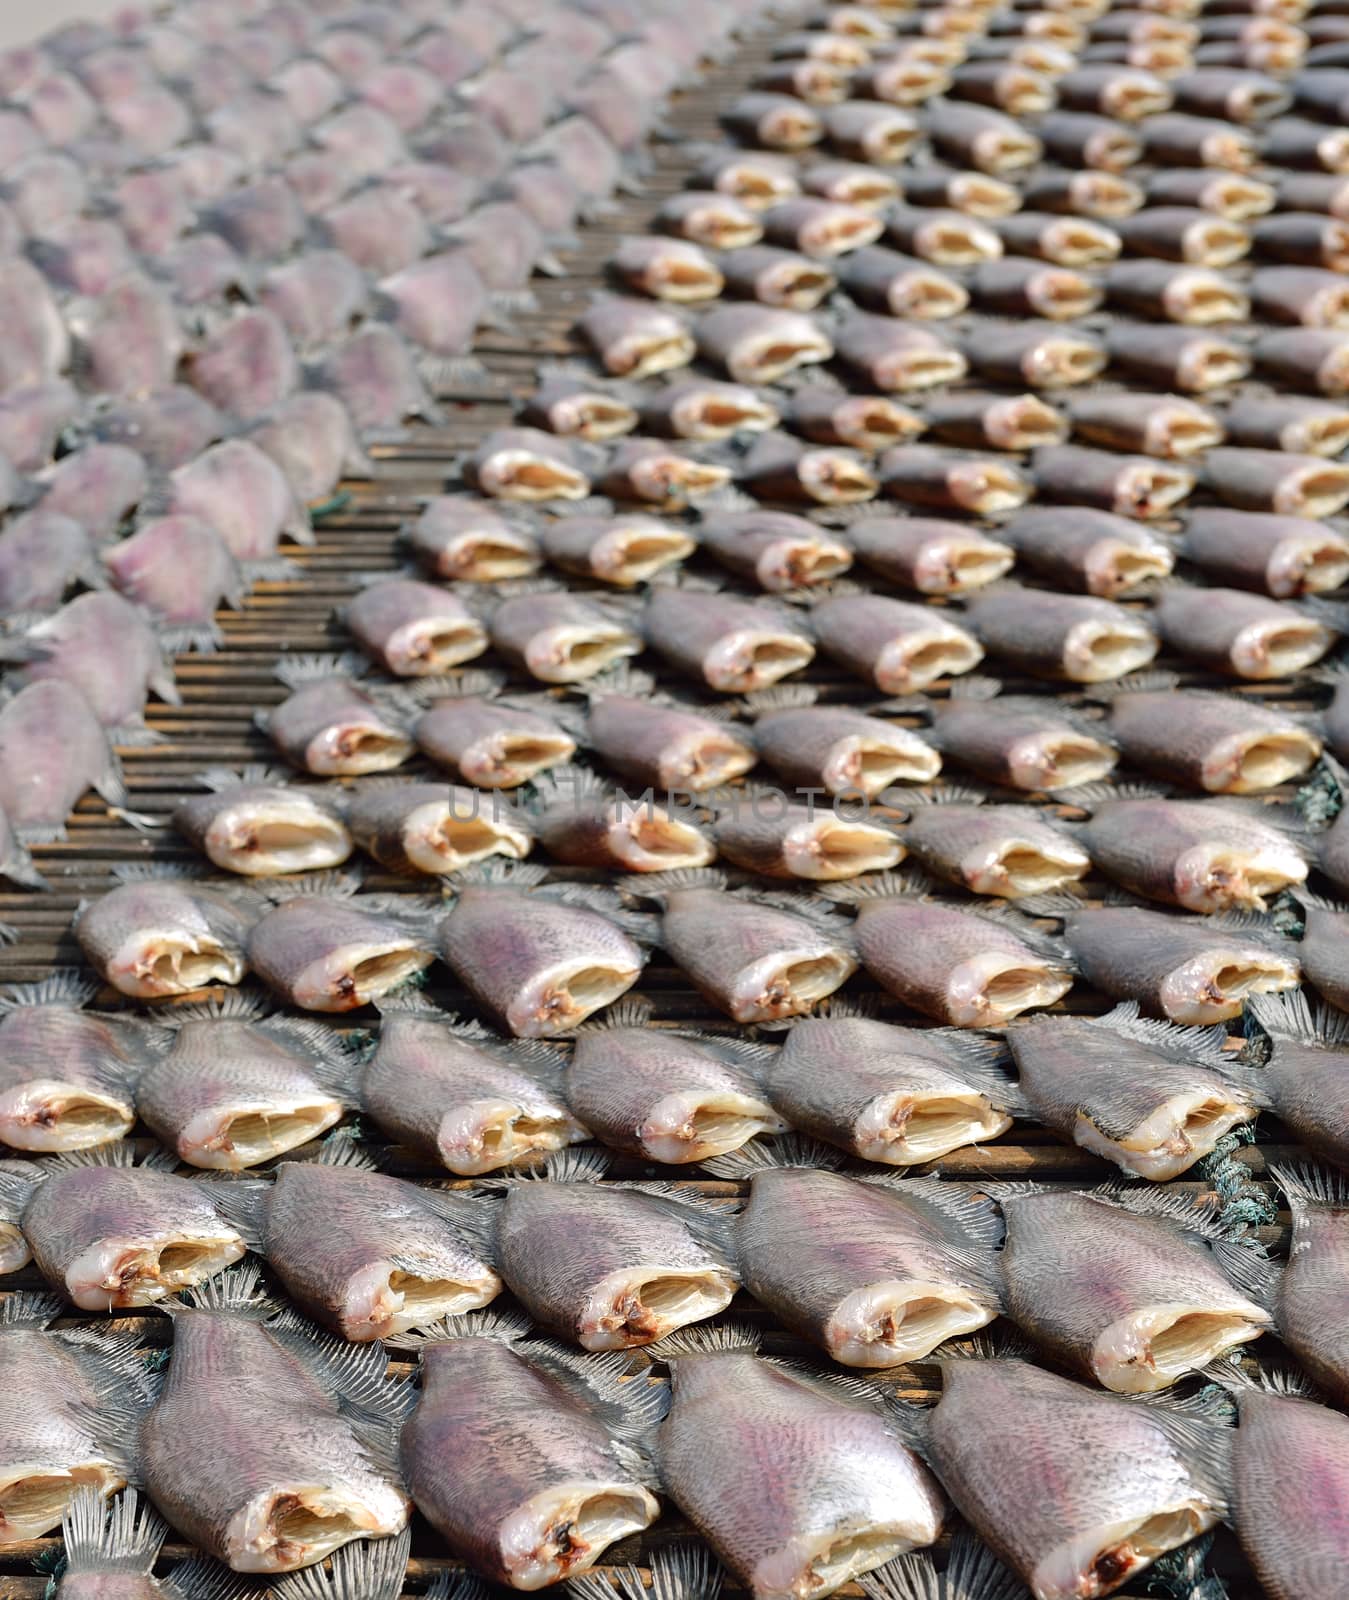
[578,1263,738,1350]
[495,1480,660,1589]
[1005,727,1118,791]
[336,1255,502,1342]
[224,1481,409,1573]
[704,625,815,694]
[304,717,414,776]
[65,1224,246,1311]
[854,1080,1014,1165]
[1083,536,1175,598]
[0,1080,134,1153]
[757,531,854,591]
[104,927,246,1001]
[875,619,983,694]
[438,1095,589,1176]
[399,795,532,876]
[1265,529,1349,598]
[1061,615,1159,682]
[461,724,578,789]
[435,527,541,583]
[1199,726,1321,793]
[1157,944,1300,1024]
[590,523,697,587]
[821,729,942,796]
[287,936,434,1013]
[0,1463,124,1546]
[1092,1298,1271,1393]
[726,942,858,1023]
[202,791,354,876]
[505,949,643,1037]
[825,1276,998,1367]
[1172,837,1306,912]
[601,799,715,873]
[946,948,1074,1028]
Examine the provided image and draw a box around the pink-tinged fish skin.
[0,380,80,472]
[320,184,431,278]
[497,1174,737,1349]
[577,297,696,380]
[362,1004,586,1175]
[247,893,432,1013]
[103,516,243,641]
[657,1347,944,1597]
[0,680,125,843]
[174,775,351,879]
[787,388,924,452]
[315,325,442,433]
[259,252,369,353]
[18,1157,246,1311]
[902,801,1088,897]
[186,309,299,425]
[70,273,182,399]
[927,1357,1229,1599]
[963,587,1159,683]
[440,876,644,1037]
[752,701,940,796]
[87,386,224,474]
[585,685,758,793]
[1000,1189,1271,1391]
[141,1287,411,1572]
[1154,585,1334,678]
[0,258,69,393]
[250,391,371,507]
[539,513,694,587]
[1108,685,1321,792]
[37,443,148,543]
[407,498,541,584]
[347,581,486,678]
[76,877,255,1000]
[997,507,1173,597]
[168,440,310,561]
[0,1292,150,1540]
[711,790,899,880]
[490,589,641,684]
[0,511,99,618]
[810,591,983,694]
[734,1165,1002,1365]
[399,1333,659,1586]
[414,688,576,789]
[8,592,178,731]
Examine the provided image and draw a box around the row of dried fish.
[6,1179,1347,1598]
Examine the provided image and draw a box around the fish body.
[76,876,254,1000]
[414,689,576,789]
[267,670,412,777]
[1108,685,1321,791]
[0,680,126,843]
[1273,1166,1349,1403]
[347,581,487,677]
[247,892,433,1012]
[903,802,1090,897]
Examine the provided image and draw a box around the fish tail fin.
[175,1260,273,1316]
[647,1543,726,1600]
[385,1304,532,1353]
[272,1528,411,1600]
[199,1178,271,1251]
[163,1553,273,1599]
[426,1571,493,1600]
[861,1531,1027,1600]
[62,1486,166,1576]
[701,1132,845,1177]
[0,1288,63,1328]
[647,1321,761,1360]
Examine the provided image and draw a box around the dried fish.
[1147,167,1275,218]
[655,1331,944,1594]
[346,780,531,877]
[3,1148,245,1310]
[721,91,824,150]
[1039,110,1145,170]
[641,379,780,442]
[719,245,837,310]
[346,580,487,678]
[265,658,412,776]
[612,236,726,303]
[962,587,1159,683]
[901,798,1089,898]
[173,769,352,879]
[489,586,642,685]
[926,1356,1230,1596]
[696,304,833,385]
[1154,585,1336,678]
[900,165,1020,217]
[1032,443,1195,519]
[0,510,101,618]
[997,507,1173,597]
[529,768,712,873]
[1066,391,1223,459]
[642,585,814,694]
[521,372,640,442]
[1023,168,1145,217]
[496,1151,738,1347]
[884,206,1003,264]
[577,297,696,379]
[1269,1166,1349,1403]
[580,670,757,793]
[924,392,1067,451]
[1181,507,1349,596]
[801,160,902,209]
[141,1266,411,1571]
[821,876,1073,1027]
[1009,1003,1264,1175]
[834,312,969,391]
[1243,993,1349,1173]
[406,498,540,585]
[822,102,920,165]
[247,879,433,1012]
[1249,268,1349,327]
[412,677,577,790]
[0,680,127,843]
[880,446,1032,515]
[102,516,244,651]
[959,320,1107,387]
[924,98,1042,172]
[810,589,984,694]
[440,864,645,1036]
[167,439,310,562]
[628,868,856,1023]
[37,443,148,542]
[1253,327,1349,393]
[967,259,1104,320]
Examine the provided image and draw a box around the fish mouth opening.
[1074,1509,1208,1597]
[1148,412,1223,457]
[1046,222,1120,265]
[713,631,815,692]
[1003,77,1055,116]
[785,818,904,880]
[832,178,899,208]
[622,334,696,379]
[1279,466,1349,519]
[236,1488,386,1572]
[0,1086,133,1151]
[1159,952,1297,1023]
[914,222,998,264]
[747,338,832,382]
[1085,130,1143,171]
[1106,80,1172,120]
[837,400,925,449]
[1187,850,1303,912]
[446,538,540,582]
[1027,340,1107,386]
[763,111,820,149]
[0,1465,119,1543]
[916,537,1017,593]
[701,220,762,250]
[949,953,1073,1026]
[1029,272,1102,320]
[1220,732,1321,792]
[1207,178,1275,220]
[897,274,969,319]
[973,130,1040,173]
[725,172,797,207]
[880,631,984,692]
[364,1264,500,1338]
[599,531,697,585]
[763,537,854,589]
[987,398,1067,450]
[513,961,642,1037]
[876,62,950,103]
[800,458,878,505]
[949,462,1030,514]
[865,127,919,164]
[791,1525,922,1596]
[860,1090,1012,1163]
[612,807,714,872]
[531,629,640,684]
[827,734,943,795]
[973,842,1090,896]
[506,1484,658,1588]
[312,947,433,1012]
[664,730,758,792]
[406,805,531,875]
[1297,415,1349,456]
[642,1089,784,1162]
[309,726,412,776]
[807,217,883,257]
[950,175,1020,217]
[393,622,490,675]
[829,1280,994,1365]
[477,733,577,787]
[444,1106,583,1174]
[1100,1306,1267,1392]
[1064,621,1159,683]
[191,1104,343,1168]
[219,815,352,874]
[1183,220,1250,268]
[73,1233,245,1308]
[1169,279,1248,326]
[1177,343,1249,391]
[1080,1092,1254,1178]
[732,947,857,1021]
[1234,619,1330,679]
[489,459,590,502]
[1117,464,1193,518]
[684,397,777,435]
[129,938,244,997]
[881,350,968,390]
[1013,733,1117,791]
[765,266,836,309]
[569,400,639,440]
[1088,542,1174,595]
[582,1267,737,1348]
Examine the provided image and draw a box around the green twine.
[308,490,352,519]
[1196,1124,1278,1229]
[1267,889,1306,940]
[34,1544,65,1600]
[1296,763,1344,829]
[1146,1535,1230,1600]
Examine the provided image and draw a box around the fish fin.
[274,651,368,689]
[1245,986,1349,1049]
[1207,1236,1282,1311]
[409,1185,499,1260]
[567,1565,648,1600]
[520,1341,671,1442]
[424,1571,492,1600]
[1054,778,1168,810]
[0,1161,40,1220]
[385,1305,531,1352]
[647,1543,725,1600]
[572,994,654,1034]
[1140,1395,1234,1512]
[617,1182,739,1258]
[315,1127,379,1171]
[1207,1359,1317,1400]
[61,1486,165,1576]
[647,1321,761,1360]
[739,682,819,715]
[271,1527,411,1600]
[174,1261,274,1316]
[616,865,727,904]
[200,1179,270,1251]
[528,762,611,812]
[763,1356,899,1413]
[1270,1160,1349,1211]
[0,968,100,1010]
[702,1132,845,1177]
[816,868,934,905]
[0,1288,63,1328]
[443,858,550,892]
[266,1017,365,1099]
[1085,668,1181,702]
[253,868,364,902]
[163,1555,274,1600]
[109,719,166,748]
[897,784,990,810]
[159,988,272,1025]
[866,1173,1006,1252]
[578,663,658,703]
[488,1145,610,1186]
[388,667,507,708]
[861,1531,1028,1600]
[59,1324,160,1408]
[1089,1183,1231,1241]
[1090,1001,1233,1069]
